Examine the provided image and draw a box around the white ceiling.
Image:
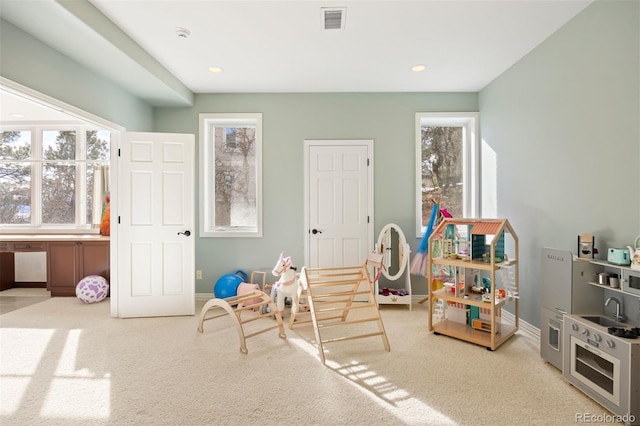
[0,88,86,125]
[89,0,592,93]
[0,0,594,121]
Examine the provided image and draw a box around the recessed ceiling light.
[411,64,426,72]
[208,66,223,74]
[10,113,25,118]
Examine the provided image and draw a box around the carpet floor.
[0,293,615,425]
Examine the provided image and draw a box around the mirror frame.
[376,223,408,281]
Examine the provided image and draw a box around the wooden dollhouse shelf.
[427,217,519,351]
[429,258,500,271]
[432,319,517,349]
[431,289,509,309]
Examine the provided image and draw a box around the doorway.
[304,140,374,268]
[0,78,123,317]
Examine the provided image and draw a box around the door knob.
[178,230,191,236]
[311,229,322,235]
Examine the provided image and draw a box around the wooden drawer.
[13,242,47,251]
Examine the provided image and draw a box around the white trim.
[303,139,374,267]
[196,292,216,301]
[415,112,479,236]
[199,113,263,238]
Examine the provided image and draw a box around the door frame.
[303,139,374,267]
[0,77,124,317]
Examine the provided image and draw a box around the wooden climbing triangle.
[296,264,390,365]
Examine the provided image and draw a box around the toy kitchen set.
[541,234,640,425]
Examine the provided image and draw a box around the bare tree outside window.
[214,126,256,227]
[416,113,478,234]
[0,128,110,228]
[420,126,463,226]
[200,113,263,237]
[42,131,76,224]
[0,131,31,224]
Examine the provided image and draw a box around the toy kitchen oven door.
[563,315,639,425]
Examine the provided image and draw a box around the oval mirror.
[376,223,409,281]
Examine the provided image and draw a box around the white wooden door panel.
[118,132,195,318]
[305,141,372,269]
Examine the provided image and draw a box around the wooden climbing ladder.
[297,264,390,365]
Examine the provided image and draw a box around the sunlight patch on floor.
[0,328,54,375]
[41,329,111,419]
[0,328,111,421]
[0,377,30,415]
[287,334,456,425]
[0,328,54,415]
[41,377,110,419]
[333,360,456,425]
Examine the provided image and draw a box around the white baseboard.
[501,309,540,341]
[196,292,215,301]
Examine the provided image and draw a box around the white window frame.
[0,124,109,232]
[415,112,479,236]
[199,113,263,237]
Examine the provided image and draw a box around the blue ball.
[214,273,243,299]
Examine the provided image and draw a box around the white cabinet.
[586,260,640,323]
[540,248,602,370]
[588,260,640,296]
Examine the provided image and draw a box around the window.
[0,127,110,230]
[199,113,262,237]
[415,113,478,235]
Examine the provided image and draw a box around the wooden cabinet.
[427,218,519,351]
[13,242,47,252]
[0,252,15,291]
[48,241,110,297]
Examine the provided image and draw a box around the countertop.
[0,235,110,242]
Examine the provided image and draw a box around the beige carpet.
[0,296,614,425]
[0,288,50,315]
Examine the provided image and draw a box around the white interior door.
[117,132,195,318]
[305,140,373,268]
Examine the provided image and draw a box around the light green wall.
[4,1,638,329]
[479,0,640,327]
[154,93,478,294]
[0,19,154,131]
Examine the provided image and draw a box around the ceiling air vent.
[321,7,346,30]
